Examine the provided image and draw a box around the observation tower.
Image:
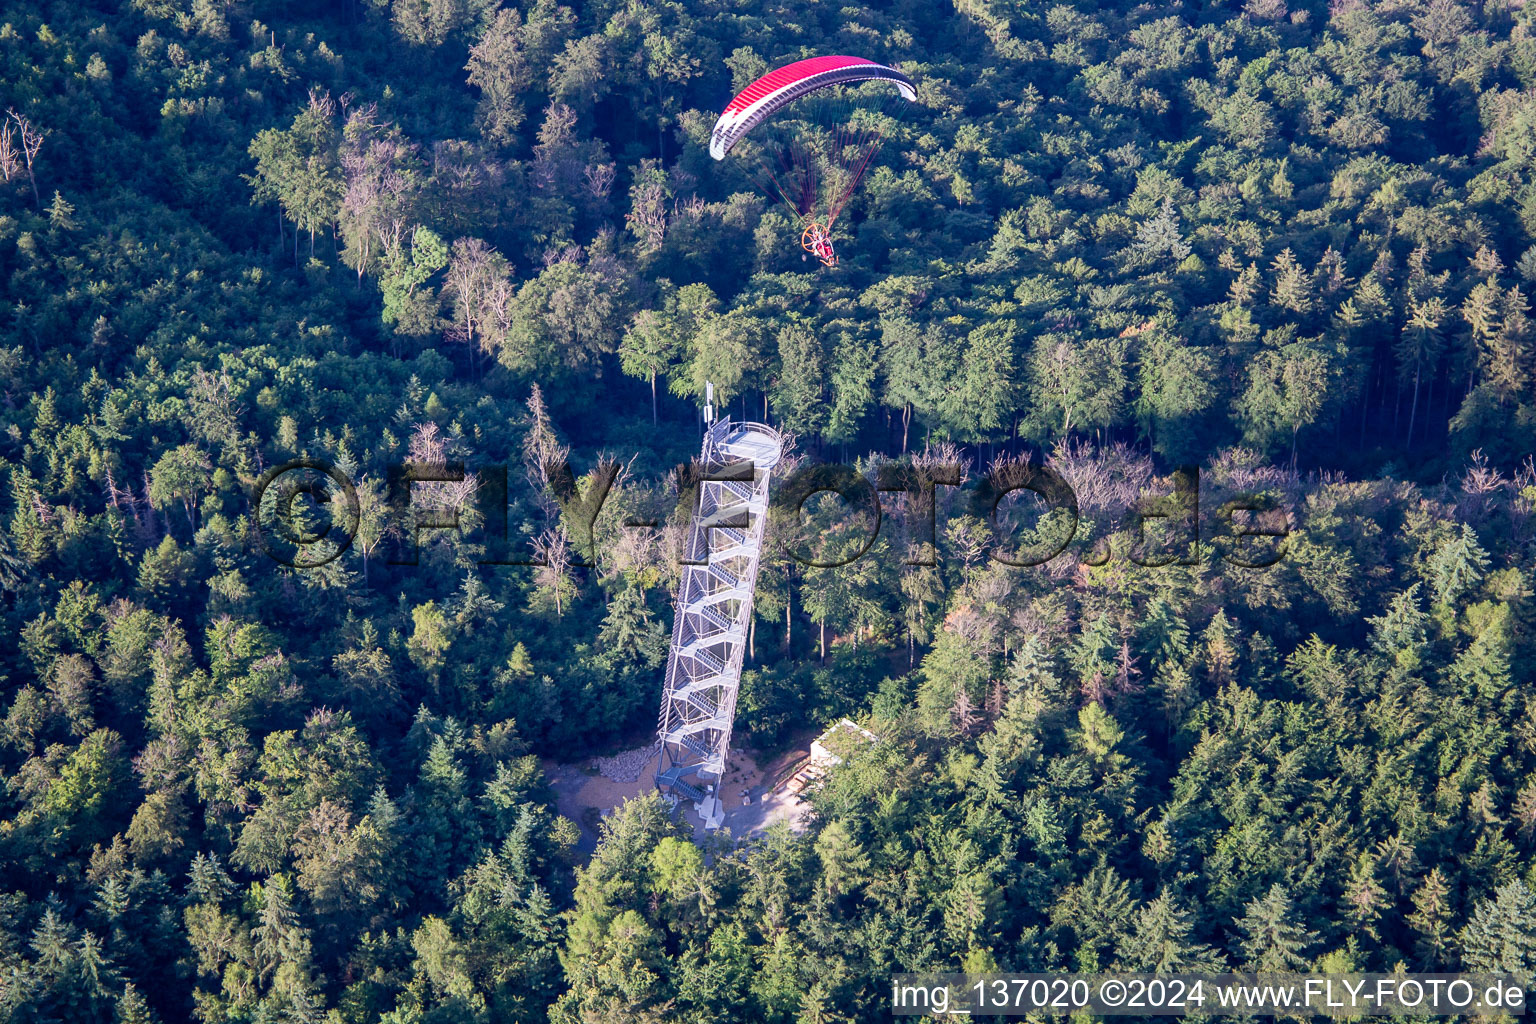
[655,392,783,829]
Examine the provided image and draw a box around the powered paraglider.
[710,56,917,268]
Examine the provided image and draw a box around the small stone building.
[809,718,880,770]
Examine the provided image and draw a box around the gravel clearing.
[594,742,661,783]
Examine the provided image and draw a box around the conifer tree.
[1342,853,1388,941]
[1269,248,1313,314]
[1233,884,1316,970]
[1460,881,1536,985]
[1118,894,1225,972]
[1425,524,1490,608]
[1408,867,1453,968]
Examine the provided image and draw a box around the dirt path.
[546,745,814,857]
[544,749,663,856]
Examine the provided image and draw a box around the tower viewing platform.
[655,417,784,829]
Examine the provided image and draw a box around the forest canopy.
[0,0,1535,1021]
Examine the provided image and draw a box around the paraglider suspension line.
[756,93,895,264]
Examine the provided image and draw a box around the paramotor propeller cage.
[801,221,837,267]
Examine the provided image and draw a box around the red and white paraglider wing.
[709,55,916,160]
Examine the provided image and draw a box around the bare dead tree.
[918,441,969,523]
[0,121,19,185]
[340,111,418,286]
[627,177,669,251]
[101,465,151,538]
[443,237,495,356]
[950,685,979,736]
[103,464,123,512]
[1114,642,1143,695]
[541,242,583,268]
[340,169,383,282]
[481,273,515,363]
[522,385,570,516]
[533,528,573,616]
[669,167,698,193]
[407,421,480,526]
[189,367,245,450]
[1047,439,1153,516]
[6,110,45,208]
[378,217,407,268]
[141,469,158,535]
[944,604,1000,657]
[1081,669,1111,704]
[307,86,336,119]
[984,679,1005,718]
[1458,447,1507,523]
[30,490,54,528]
[434,139,489,195]
[584,161,616,199]
[602,463,671,589]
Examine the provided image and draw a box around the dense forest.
[1,0,1536,1020]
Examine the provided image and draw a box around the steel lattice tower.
[655,415,783,829]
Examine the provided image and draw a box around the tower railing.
[654,416,783,829]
